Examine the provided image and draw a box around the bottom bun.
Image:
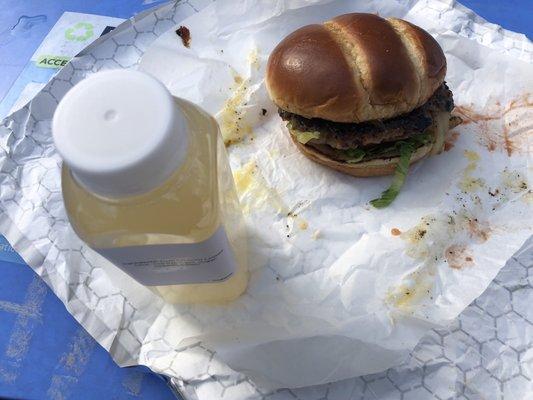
[292,135,433,177]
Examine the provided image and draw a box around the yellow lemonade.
[54,71,247,303]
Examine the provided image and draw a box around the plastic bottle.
[53,70,248,303]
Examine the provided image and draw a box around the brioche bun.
[266,13,446,123]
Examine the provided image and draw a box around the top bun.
[266,13,446,123]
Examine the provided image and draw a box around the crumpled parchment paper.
[0,0,531,397]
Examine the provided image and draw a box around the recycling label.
[65,22,94,42]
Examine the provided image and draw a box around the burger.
[266,13,460,207]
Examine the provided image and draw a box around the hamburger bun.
[266,13,446,123]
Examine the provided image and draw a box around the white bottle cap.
[52,70,188,198]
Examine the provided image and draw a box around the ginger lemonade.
[53,70,248,303]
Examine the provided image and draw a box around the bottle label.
[96,226,236,286]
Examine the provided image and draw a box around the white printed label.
[96,226,236,286]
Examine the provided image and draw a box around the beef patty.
[279,83,454,149]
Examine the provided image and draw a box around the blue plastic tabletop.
[0,1,531,399]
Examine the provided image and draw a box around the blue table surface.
[0,1,531,400]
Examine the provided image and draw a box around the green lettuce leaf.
[295,130,321,144]
[288,124,321,144]
[370,143,415,208]
[345,148,366,163]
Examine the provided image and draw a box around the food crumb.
[248,47,260,70]
[391,228,402,236]
[298,220,308,230]
[465,256,473,262]
[311,230,321,240]
[175,26,191,48]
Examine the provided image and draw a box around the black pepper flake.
[286,235,290,238]
[261,108,267,116]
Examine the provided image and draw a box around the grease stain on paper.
[382,127,528,310]
[247,47,260,70]
[444,131,460,151]
[459,150,485,192]
[217,48,263,146]
[387,275,433,310]
[234,161,284,214]
[445,245,474,270]
[454,94,532,155]
[233,161,310,235]
[218,74,253,145]
[386,211,492,310]
[311,229,321,240]
[500,168,529,194]
[286,200,310,234]
[298,220,308,230]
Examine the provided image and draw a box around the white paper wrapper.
[0,0,532,398]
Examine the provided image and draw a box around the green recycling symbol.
[65,22,94,42]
